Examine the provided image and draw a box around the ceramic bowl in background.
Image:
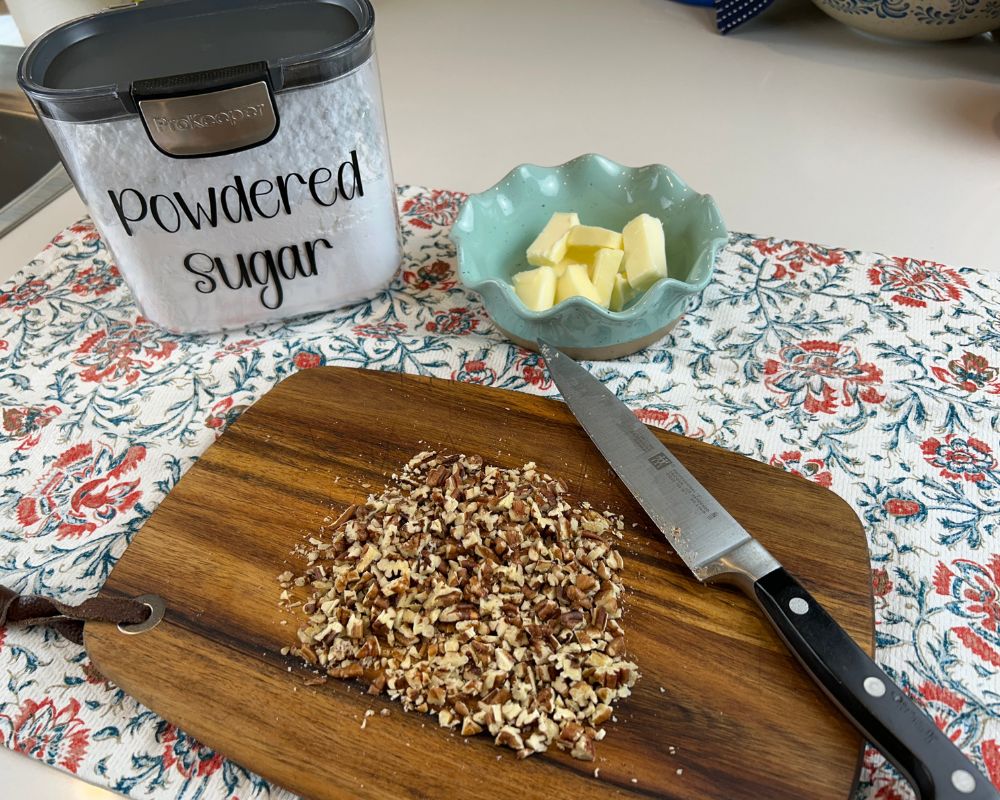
[451,154,727,360]
[811,0,1000,40]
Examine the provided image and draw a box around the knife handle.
[752,567,999,800]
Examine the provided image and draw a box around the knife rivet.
[863,676,886,698]
[788,597,809,615]
[951,769,976,793]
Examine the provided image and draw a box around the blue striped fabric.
[714,0,775,31]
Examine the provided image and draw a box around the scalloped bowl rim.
[451,153,728,323]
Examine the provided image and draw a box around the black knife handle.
[753,567,999,800]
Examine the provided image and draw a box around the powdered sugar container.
[18,0,400,333]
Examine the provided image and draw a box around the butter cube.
[563,247,596,267]
[512,266,557,311]
[552,258,575,278]
[621,213,668,292]
[555,263,602,306]
[610,274,635,312]
[527,212,579,267]
[567,225,623,252]
[589,248,624,308]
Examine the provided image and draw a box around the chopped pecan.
[282,451,639,763]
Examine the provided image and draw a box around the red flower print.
[768,450,833,487]
[205,397,248,435]
[932,352,1000,394]
[293,350,324,369]
[763,340,885,414]
[953,628,1000,667]
[634,409,707,439]
[158,722,224,780]
[15,441,145,539]
[921,435,996,484]
[452,359,496,385]
[750,238,783,256]
[70,264,120,297]
[402,259,457,292]
[883,497,926,520]
[982,740,1000,790]
[426,308,479,336]
[934,557,1000,632]
[213,338,265,360]
[868,257,967,308]
[861,748,910,800]
[73,316,177,384]
[352,322,407,340]
[754,239,845,280]
[913,681,966,742]
[516,350,552,390]
[872,568,893,598]
[1,405,61,451]
[934,556,1000,667]
[68,220,101,243]
[0,698,90,773]
[522,365,547,387]
[0,279,48,311]
[400,190,466,230]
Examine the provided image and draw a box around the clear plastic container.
[19,0,400,333]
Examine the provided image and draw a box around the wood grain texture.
[85,367,874,800]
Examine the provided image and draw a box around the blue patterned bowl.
[450,154,727,360]
[811,0,1000,40]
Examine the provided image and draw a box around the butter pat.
[556,263,602,306]
[526,212,579,267]
[552,258,575,278]
[567,225,623,252]
[610,274,634,312]
[512,266,557,311]
[589,248,624,308]
[563,247,597,267]
[621,213,667,292]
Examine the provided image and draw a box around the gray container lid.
[18,0,374,123]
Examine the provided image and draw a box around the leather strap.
[0,585,150,645]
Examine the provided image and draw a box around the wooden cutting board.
[86,367,874,800]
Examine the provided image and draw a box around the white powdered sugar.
[45,56,400,333]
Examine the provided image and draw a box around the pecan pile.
[280,451,638,760]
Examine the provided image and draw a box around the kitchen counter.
[1,0,999,797]
[3,0,999,280]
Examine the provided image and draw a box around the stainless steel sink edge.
[0,44,74,239]
[0,162,71,238]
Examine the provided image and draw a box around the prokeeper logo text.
[152,103,268,133]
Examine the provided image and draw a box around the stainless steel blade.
[539,341,751,580]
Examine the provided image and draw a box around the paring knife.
[538,341,999,800]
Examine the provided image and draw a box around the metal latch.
[132,61,279,159]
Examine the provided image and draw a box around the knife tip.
[536,339,558,358]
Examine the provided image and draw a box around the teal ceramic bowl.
[450,154,728,360]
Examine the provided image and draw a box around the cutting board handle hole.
[118,594,166,635]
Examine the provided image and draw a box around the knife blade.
[534,339,759,583]
[539,340,999,800]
